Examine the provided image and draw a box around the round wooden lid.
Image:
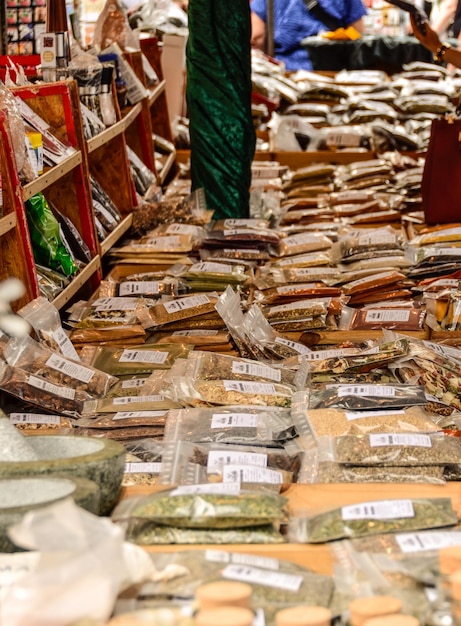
[349,595,403,626]
[195,581,252,609]
[195,607,255,626]
[275,605,333,626]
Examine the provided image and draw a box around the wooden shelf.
[158,151,176,185]
[122,102,143,131]
[87,119,126,154]
[0,212,17,237]
[51,255,101,310]
[100,214,133,257]
[22,151,83,201]
[147,79,166,107]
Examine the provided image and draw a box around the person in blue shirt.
[251,0,367,70]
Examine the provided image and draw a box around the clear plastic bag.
[139,293,220,329]
[163,405,296,446]
[289,497,458,543]
[111,486,288,529]
[18,296,79,360]
[274,233,333,257]
[4,334,117,398]
[306,384,427,411]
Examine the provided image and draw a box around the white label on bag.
[222,465,283,484]
[347,271,395,289]
[119,350,168,364]
[190,261,234,274]
[136,236,180,247]
[269,301,319,314]
[0,552,40,587]
[275,337,312,355]
[337,385,396,397]
[224,248,260,255]
[358,234,397,246]
[346,409,405,421]
[341,500,414,521]
[113,395,165,404]
[28,375,75,399]
[422,340,461,359]
[51,328,79,360]
[172,483,241,496]
[113,410,167,420]
[121,378,146,389]
[326,132,362,147]
[369,433,432,447]
[205,551,280,571]
[293,267,337,277]
[431,248,461,257]
[223,229,259,237]
[364,309,411,323]
[207,451,267,469]
[211,413,258,428]
[304,348,356,360]
[396,531,461,553]
[163,294,211,313]
[124,462,162,473]
[173,329,219,336]
[10,413,61,425]
[119,281,160,296]
[277,283,317,294]
[231,361,281,382]
[166,224,198,235]
[46,354,95,383]
[92,297,138,311]
[223,380,278,395]
[284,233,320,246]
[222,564,303,592]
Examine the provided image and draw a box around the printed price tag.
[369,433,432,448]
[211,413,258,428]
[119,281,160,296]
[119,350,168,364]
[46,354,94,383]
[396,531,461,553]
[223,380,278,395]
[222,465,283,484]
[163,294,210,314]
[337,385,396,397]
[124,462,162,473]
[222,564,302,592]
[231,361,281,382]
[121,378,146,389]
[28,375,76,399]
[207,451,267,469]
[92,297,138,311]
[364,309,411,323]
[171,483,241,496]
[189,262,234,274]
[113,410,167,420]
[10,413,61,425]
[113,395,165,404]
[274,337,312,355]
[341,500,414,521]
[173,330,219,336]
[51,328,79,360]
[166,224,199,235]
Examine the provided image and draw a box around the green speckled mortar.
[0,436,126,515]
[0,475,101,552]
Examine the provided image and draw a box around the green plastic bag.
[26,193,78,277]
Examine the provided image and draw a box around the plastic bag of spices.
[163,405,296,446]
[288,497,458,544]
[159,440,304,487]
[18,296,79,360]
[306,384,427,411]
[321,431,461,466]
[4,334,117,398]
[111,486,288,529]
[0,360,90,417]
[313,460,446,484]
[138,293,220,329]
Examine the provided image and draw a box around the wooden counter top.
[119,482,461,575]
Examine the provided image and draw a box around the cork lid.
[349,596,403,626]
[439,547,461,575]
[195,581,252,609]
[195,607,255,626]
[363,615,420,626]
[450,570,461,600]
[275,605,333,626]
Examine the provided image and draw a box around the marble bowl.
[0,475,101,552]
[0,436,126,515]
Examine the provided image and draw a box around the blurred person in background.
[250,0,367,70]
[410,12,461,67]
